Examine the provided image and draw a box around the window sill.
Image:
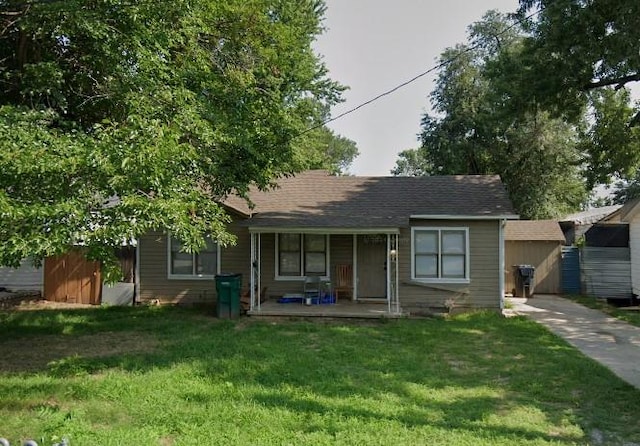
[410,278,470,285]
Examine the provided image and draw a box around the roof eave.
[248,226,400,234]
[410,214,519,220]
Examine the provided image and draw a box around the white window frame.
[411,227,470,283]
[275,233,330,281]
[167,234,221,280]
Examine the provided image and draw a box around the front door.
[356,234,387,298]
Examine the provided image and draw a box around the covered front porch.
[247,228,402,317]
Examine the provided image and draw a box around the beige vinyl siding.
[138,220,251,304]
[505,241,561,294]
[629,219,640,296]
[398,220,501,313]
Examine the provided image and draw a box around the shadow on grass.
[250,390,581,444]
[1,306,639,443]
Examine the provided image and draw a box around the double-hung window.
[168,235,219,279]
[412,228,468,282]
[277,233,327,278]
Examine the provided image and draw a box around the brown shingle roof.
[505,220,565,241]
[225,171,517,228]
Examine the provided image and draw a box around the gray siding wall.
[0,259,43,292]
[138,220,251,304]
[398,220,501,313]
[581,247,632,300]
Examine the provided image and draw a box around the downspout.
[134,238,141,305]
[499,219,506,311]
[387,233,391,314]
[257,233,261,311]
[395,234,400,314]
[352,234,358,301]
[250,232,256,312]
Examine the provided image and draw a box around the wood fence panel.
[505,241,562,294]
[44,251,101,304]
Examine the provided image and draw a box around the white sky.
[314,0,520,176]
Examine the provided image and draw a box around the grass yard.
[1,306,639,445]
[565,295,640,328]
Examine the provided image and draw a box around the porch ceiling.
[248,226,400,234]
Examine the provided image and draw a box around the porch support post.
[250,232,256,311]
[499,219,505,310]
[134,238,140,304]
[352,234,358,301]
[257,233,262,311]
[395,233,400,314]
[387,233,391,314]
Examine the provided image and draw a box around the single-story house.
[137,171,518,316]
[504,220,565,295]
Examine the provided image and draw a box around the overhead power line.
[296,7,543,138]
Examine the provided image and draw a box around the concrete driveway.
[508,294,640,390]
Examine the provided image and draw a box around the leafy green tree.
[295,125,359,174]
[390,149,430,177]
[392,11,587,219]
[0,0,345,271]
[518,0,640,121]
[609,175,640,204]
[516,0,640,183]
[578,88,640,188]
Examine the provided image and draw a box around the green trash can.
[215,273,242,319]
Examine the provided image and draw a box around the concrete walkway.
[508,294,640,390]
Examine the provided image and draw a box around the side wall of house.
[138,220,251,304]
[505,241,562,295]
[397,219,501,313]
[629,218,640,296]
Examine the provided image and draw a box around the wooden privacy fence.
[561,246,581,294]
[505,240,562,295]
[44,251,101,304]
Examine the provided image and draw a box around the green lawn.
[1,307,639,445]
[564,294,640,328]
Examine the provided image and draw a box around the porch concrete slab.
[247,300,405,319]
[508,294,640,390]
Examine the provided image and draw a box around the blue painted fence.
[561,247,581,294]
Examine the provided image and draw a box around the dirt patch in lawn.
[0,331,160,373]
[0,295,94,311]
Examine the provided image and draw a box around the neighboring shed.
[559,205,622,245]
[505,220,565,295]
